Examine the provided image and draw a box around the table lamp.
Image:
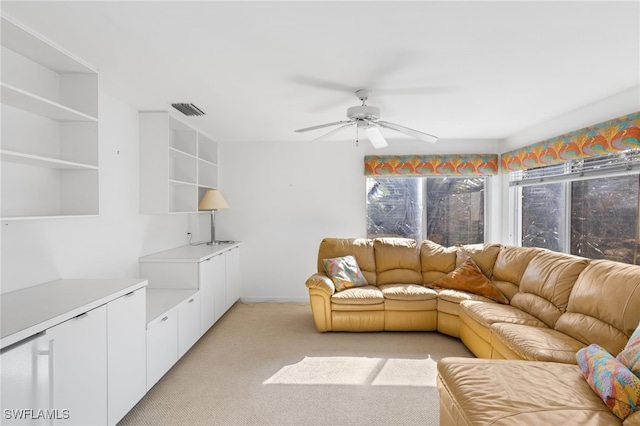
[198,189,229,245]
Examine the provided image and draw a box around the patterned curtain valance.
[501,111,640,173]
[364,154,499,176]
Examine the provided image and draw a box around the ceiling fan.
[294,89,438,149]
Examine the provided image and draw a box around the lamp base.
[207,241,222,246]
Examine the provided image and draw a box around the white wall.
[498,85,640,243]
[218,137,500,302]
[1,93,193,293]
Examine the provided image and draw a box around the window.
[366,176,486,245]
[513,150,640,265]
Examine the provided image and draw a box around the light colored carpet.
[119,302,474,426]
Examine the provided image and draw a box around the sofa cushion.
[461,300,547,329]
[576,344,640,420]
[322,255,368,292]
[491,245,542,300]
[618,321,640,379]
[430,257,509,304]
[317,238,377,285]
[374,238,422,285]
[377,284,437,301]
[555,260,640,357]
[510,250,589,328]
[437,357,622,426]
[420,239,457,284]
[330,285,384,305]
[491,322,586,364]
[455,243,501,277]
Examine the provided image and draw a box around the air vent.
[171,103,205,116]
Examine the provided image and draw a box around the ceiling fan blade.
[378,121,438,143]
[310,123,356,143]
[295,121,350,133]
[364,124,388,149]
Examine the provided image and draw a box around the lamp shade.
[198,189,229,211]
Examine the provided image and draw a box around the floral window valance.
[364,154,499,176]
[501,112,640,173]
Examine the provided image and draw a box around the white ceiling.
[3,1,639,145]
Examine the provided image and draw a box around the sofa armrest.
[305,273,336,296]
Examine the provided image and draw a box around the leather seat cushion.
[460,300,547,329]
[491,322,586,364]
[437,357,621,426]
[331,285,384,305]
[378,284,437,301]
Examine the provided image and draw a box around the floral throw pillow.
[429,257,509,304]
[576,344,640,420]
[617,321,640,380]
[322,255,368,292]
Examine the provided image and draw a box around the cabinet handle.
[73,312,89,320]
[161,316,169,322]
[188,298,195,303]
[124,291,135,297]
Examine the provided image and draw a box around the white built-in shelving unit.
[139,111,219,214]
[1,14,99,220]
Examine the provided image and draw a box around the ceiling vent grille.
[171,103,205,116]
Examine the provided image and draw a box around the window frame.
[366,175,489,244]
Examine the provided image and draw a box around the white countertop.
[139,242,241,263]
[1,278,147,349]
[146,288,198,324]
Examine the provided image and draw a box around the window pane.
[571,175,640,264]
[366,178,423,241]
[425,177,485,246]
[521,183,567,252]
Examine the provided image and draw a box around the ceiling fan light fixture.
[364,124,388,149]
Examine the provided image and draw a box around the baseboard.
[239,297,309,304]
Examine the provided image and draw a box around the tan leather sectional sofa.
[305,237,640,425]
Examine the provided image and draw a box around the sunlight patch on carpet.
[263,356,437,387]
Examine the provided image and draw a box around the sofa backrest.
[510,251,589,328]
[554,259,640,355]
[374,238,422,285]
[455,243,501,277]
[317,238,377,285]
[420,240,457,284]
[491,245,542,300]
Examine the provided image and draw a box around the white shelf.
[1,14,99,220]
[1,13,95,74]
[1,83,97,122]
[140,111,219,214]
[1,150,98,170]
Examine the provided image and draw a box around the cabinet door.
[0,332,54,425]
[146,310,178,390]
[178,293,201,358]
[107,288,146,425]
[225,247,241,310]
[198,254,225,334]
[47,305,108,426]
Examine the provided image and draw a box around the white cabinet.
[140,243,241,335]
[200,253,226,330]
[0,332,54,426]
[226,246,241,311]
[1,14,99,219]
[139,111,218,214]
[0,279,147,426]
[146,308,178,390]
[47,305,108,426]
[145,289,201,389]
[178,293,201,358]
[107,288,146,425]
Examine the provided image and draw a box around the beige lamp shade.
[199,189,230,211]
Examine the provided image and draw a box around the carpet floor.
[119,302,474,426]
